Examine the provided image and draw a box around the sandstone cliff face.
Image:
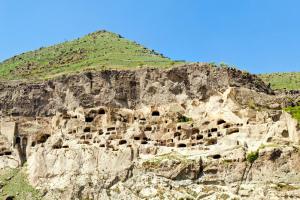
[0,63,272,117]
[0,64,299,200]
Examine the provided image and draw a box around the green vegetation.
[246,151,259,163]
[0,30,183,81]
[273,183,300,191]
[258,143,280,150]
[259,72,300,90]
[0,168,42,200]
[208,62,237,69]
[284,105,300,123]
[177,115,192,123]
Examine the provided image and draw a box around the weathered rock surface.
[0,63,274,117]
[0,64,299,199]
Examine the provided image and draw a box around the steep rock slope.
[0,63,272,117]
[0,64,299,200]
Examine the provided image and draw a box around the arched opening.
[144,127,152,132]
[31,142,36,147]
[4,151,12,155]
[85,117,94,123]
[53,144,63,149]
[227,128,239,135]
[282,130,289,138]
[270,149,282,161]
[37,134,50,144]
[217,119,226,125]
[12,112,20,116]
[177,126,181,130]
[192,128,199,134]
[206,139,217,146]
[98,129,103,135]
[5,196,14,200]
[177,143,187,148]
[213,154,221,159]
[152,111,160,116]
[167,139,173,143]
[174,132,181,137]
[93,138,99,143]
[80,135,85,140]
[202,121,210,125]
[107,127,116,131]
[15,136,21,144]
[208,133,212,137]
[223,123,231,128]
[141,140,148,144]
[99,109,106,115]
[119,140,127,145]
[84,127,91,132]
[211,128,218,132]
[86,134,93,140]
[22,137,28,146]
[196,135,203,140]
[134,136,140,140]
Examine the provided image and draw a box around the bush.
[177,115,191,123]
[247,151,259,163]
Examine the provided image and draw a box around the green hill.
[0,30,182,81]
[259,72,300,90]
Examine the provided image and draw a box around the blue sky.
[1,0,300,73]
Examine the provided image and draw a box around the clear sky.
[1,0,300,73]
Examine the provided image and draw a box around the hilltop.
[1,29,299,92]
[0,30,181,81]
[259,72,300,90]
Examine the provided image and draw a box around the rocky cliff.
[0,63,272,117]
[0,63,299,200]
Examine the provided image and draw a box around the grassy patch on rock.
[284,106,300,123]
[259,72,300,90]
[0,167,42,200]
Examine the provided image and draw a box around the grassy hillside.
[259,72,300,90]
[0,30,182,81]
[0,168,42,200]
[284,106,300,123]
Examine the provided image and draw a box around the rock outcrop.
[0,63,299,199]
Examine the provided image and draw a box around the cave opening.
[85,117,94,123]
[177,143,187,148]
[152,111,160,116]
